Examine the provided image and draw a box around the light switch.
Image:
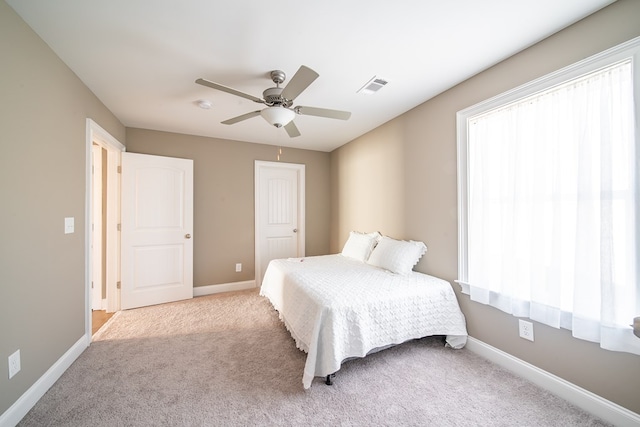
[64,217,74,234]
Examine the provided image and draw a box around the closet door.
[255,161,305,285]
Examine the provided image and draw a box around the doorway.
[85,119,124,339]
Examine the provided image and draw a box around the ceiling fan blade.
[196,78,264,104]
[221,110,261,125]
[284,121,301,138]
[281,66,319,101]
[295,106,351,120]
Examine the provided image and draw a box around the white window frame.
[456,36,640,297]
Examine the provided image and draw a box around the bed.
[260,232,468,389]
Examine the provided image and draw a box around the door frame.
[85,119,124,339]
[91,144,103,310]
[254,160,305,286]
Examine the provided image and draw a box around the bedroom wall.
[330,0,640,415]
[0,0,126,416]
[330,119,405,249]
[125,128,331,287]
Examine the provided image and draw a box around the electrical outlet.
[8,350,21,379]
[235,263,242,272]
[519,319,534,342]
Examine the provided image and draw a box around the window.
[456,37,640,355]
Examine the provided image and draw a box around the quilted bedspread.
[259,254,468,388]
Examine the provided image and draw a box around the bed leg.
[325,373,336,385]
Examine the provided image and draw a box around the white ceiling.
[7,0,614,152]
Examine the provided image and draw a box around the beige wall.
[0,0,125,415]
[330,0,640,414]
[126,128,331,287]
[330,120,405,250]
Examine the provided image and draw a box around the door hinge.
[116,281,121,289]
[117,165,122,173]
[117,223,121,231]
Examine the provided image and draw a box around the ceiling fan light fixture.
[260,106,295,128]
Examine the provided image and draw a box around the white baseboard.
[193,280,257,297]
[466,337,640,427]
[0,334,89,427]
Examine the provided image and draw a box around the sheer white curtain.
[466,60,640,355]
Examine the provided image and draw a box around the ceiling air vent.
[358,76,388,94]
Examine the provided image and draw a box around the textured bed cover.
[260,254,468,388]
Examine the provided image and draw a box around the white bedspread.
[260,254,468,388]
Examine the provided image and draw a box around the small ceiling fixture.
[197,99,212,109]
[260,106,295,128]
[357,76,388,95]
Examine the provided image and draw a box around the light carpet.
[19,289,610,426]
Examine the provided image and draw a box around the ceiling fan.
[196,65,351,138]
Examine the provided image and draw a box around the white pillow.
[367,236,427,275]
[341,231,381,262]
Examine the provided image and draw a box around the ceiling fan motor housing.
[263,87,292,107]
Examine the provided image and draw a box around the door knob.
[185,234,191,239]
[293,228,298,233]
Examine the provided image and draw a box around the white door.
[255,161,305,285]
[121,152,194,310]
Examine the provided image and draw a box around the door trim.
[91,144,103,310]
[254,160,305,287]
[85,119,124,339]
